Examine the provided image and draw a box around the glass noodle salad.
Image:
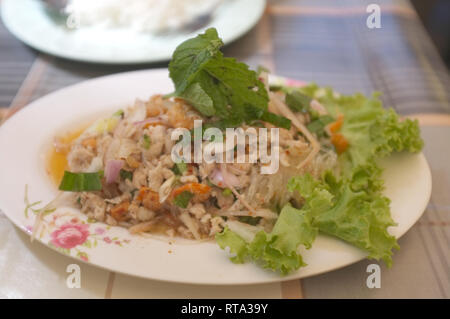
[47,29,423,275]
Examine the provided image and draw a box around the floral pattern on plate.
[24,186,131,262]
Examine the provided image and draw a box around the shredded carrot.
[110,201,130,221]
[171,183,211,198]
[137,187,154,200]
[81,137,97,149]
[331,133,349,154]
[137,187,161,211]
[328,114,344,133]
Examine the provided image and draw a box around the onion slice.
[219,166,241,187]
[209,167,240,188]
[133,116,168,127]
[209,168,225,188]
[105,159,124,184]
[220,164,255,214]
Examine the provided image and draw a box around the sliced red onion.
[209,168,225,188]
[219,165,241,188]
[284,78,306,87]
[105,159,124,184]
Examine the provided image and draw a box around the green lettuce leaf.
[299,85,423,191]
[289,173,398,267]
[287,85,423,267]
[217,84,423,273]
[215,226,249,264]
[216,204,318,275]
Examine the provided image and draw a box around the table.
[0,0,449,298]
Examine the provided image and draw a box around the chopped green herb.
[309,109,321,121]
[222,188,233,196]
[76,197,81,205]
[205,178,215,187]
[286,91,312,113]
[177,161,187,174]
[259,110,291,130]
[113,109,125,118]
[58,171,103,192]
[173,191,194,208]
[130,188,138,198]
[172,161,187,175]
[238,216,261,226]
[269,85,284,92]
[142,134,151,149]
[307,115,335,134]
[120,169,133,181]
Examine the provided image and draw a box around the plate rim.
[1,0,267,64]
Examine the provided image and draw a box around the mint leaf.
[142,134,151,149]
[203,54,269,118]
[179,82,215,116]
[169,28,223,95]
[169,28,291,129]
[120,169,133,181]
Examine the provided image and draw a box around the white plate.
[1,0,266,64]
[0,69,432,285]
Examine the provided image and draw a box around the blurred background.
[411,0,449,68]
[0,0,448,118]
[0,0,449,299]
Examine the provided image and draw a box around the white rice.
[65,0,223,33]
